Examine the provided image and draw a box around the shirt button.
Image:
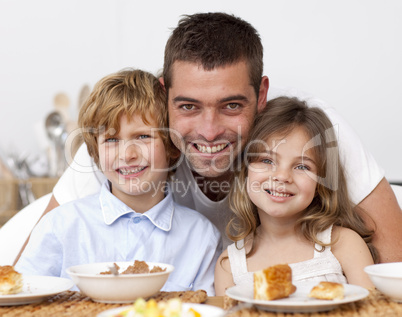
[132,217,141,224]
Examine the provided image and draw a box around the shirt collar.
[100,181,174,231]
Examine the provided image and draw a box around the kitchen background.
[0,0,401,215]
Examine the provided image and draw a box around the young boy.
[15,69,222,295]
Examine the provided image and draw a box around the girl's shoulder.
[331,225,367,253]
[332,225,362,240]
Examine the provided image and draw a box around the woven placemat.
[0,289,207,317]
[224,289,402,317]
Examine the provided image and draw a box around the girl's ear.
[314,184,320,198]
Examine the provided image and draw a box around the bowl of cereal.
[364,262,402,302]
[66,261,174,303]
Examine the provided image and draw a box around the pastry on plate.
[308,281,344,300]
[0,265,23,295]
[254,264,296,300]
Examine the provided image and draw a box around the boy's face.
[164,60,268,179]
[98,114,169,211]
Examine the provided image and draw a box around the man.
[16,12,402,263]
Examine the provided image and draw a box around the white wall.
[1,0,401,182]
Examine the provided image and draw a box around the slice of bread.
[308,281,344,300]
[254,264,296,300]
[0,265,23,295]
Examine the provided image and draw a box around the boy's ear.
[168,145,182,167]
[170,146,181,159]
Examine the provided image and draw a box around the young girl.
[215,96,377,295]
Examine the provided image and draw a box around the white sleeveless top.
[228,225,347,286]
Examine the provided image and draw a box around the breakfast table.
[0,289,402,317]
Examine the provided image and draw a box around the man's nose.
[196,109,225,141]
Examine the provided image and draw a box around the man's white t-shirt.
[53,87,384,247]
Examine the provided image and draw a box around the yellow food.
[0,265,23,295]
[113,298,200,317]
[308,281,344,300]
[254,264,296,301]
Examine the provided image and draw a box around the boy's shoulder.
[172,201,221,245]
[173,201,206,219]
[47,193,100,219]
[172,202,218,229]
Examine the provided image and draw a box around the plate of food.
[0,266,74,306]
[226,281,369,313]
[97,298,225,317]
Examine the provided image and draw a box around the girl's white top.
[227,225,347,286]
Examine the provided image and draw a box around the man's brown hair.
[163,12,264,97]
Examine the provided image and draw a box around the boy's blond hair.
[78,68,178,168]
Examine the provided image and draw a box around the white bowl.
[66,261,174,303]
[364,262,402,302]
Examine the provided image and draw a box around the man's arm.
[357,178,402,263]
[13,195,60,265]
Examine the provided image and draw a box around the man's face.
[165,60,268,178]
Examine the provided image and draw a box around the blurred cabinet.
[0,177,58,227]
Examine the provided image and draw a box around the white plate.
[97,303,225,317]
[226,281,369,313]
[0,275,74,306]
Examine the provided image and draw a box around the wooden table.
[0,289,401,316]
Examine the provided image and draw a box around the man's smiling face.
[166,60,266,178]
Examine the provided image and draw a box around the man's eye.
[226,103,240,110]
[180,104,195,111]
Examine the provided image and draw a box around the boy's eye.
[138,135,150,139]
[105,138,119,143]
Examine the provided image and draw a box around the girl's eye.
[105,138,118,143]
[262,158,274,165]
[181,104,195,111]
[138,135,150,139]
[296,165,309,171]
[226,103,240,110]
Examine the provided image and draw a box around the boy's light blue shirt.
[16,181,222,295]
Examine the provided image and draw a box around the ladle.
[45,111,67,177]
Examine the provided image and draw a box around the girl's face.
[98,114,169,210]
[247,126,318,221]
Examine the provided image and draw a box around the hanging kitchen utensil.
[78,84,90,110]
[69,84,90,157]
[45,111,67,177]
[53,92,71,123]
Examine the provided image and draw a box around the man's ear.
[257,76,269,113]
[159,77,166,92]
